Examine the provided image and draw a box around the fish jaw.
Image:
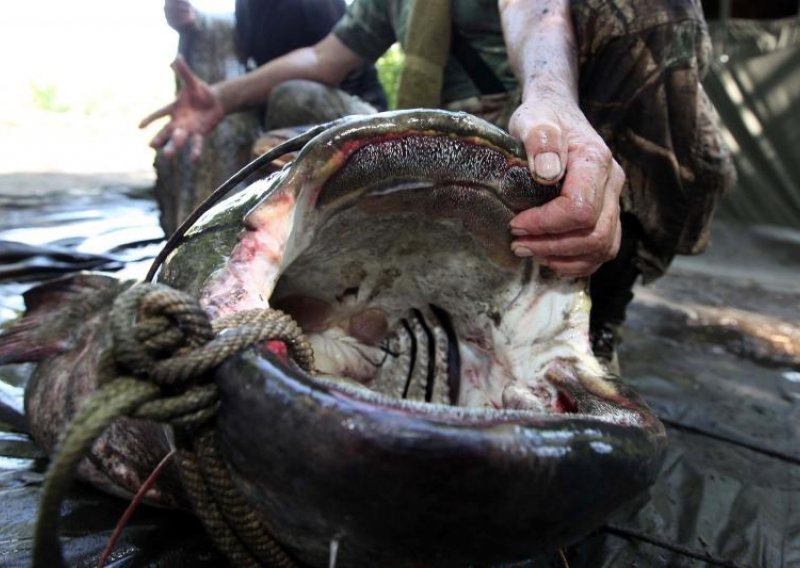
[216,348,665,568]
[199,189,298,319]
[186,109,558,321]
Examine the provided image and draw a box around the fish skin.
[0,273,187,508]
[0,110,666,567]
[217,350,665,567]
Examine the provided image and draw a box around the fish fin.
[0,273,126,364]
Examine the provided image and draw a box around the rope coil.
[33,282,313,568]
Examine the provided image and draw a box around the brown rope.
[34,282,309,568]
[114,284,304,567]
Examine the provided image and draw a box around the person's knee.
[266,79,376,129]
[269,79,326,108]
[266,80,335,128]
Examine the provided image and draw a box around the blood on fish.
[555,388,578,414]
[265,340,289,364]
[230,236,260,262]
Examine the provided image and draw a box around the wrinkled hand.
[508,100,624,278]
[164,0,198,32]
[139,57,224,161]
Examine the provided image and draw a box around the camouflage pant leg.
[265,79,378,129]
[572,0,735,282]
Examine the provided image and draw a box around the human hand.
[508,99,624,278]
[164,0,198,32]
[139,57,225,161]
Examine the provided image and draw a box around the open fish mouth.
[158,110,666,566]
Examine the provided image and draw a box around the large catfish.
[0,110,666,567]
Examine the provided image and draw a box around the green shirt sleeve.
[333,0,517,104]
[333,0,397,62]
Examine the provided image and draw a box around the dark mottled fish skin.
[0,379,26,432]
[0,274,186,507]
[216,351,666,568]
[154,13,260,236]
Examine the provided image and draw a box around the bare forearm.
[499,0,578,103]
[214,35,364,114]
[500,0,623,278]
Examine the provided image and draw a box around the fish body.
[0,110,666,567]
[0,274,188,507]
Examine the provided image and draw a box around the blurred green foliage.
[376,44,405,109]
[30,82,71,113]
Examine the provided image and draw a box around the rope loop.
[213,309,315,372]
[110,283,214,381]
[109,284,315,389]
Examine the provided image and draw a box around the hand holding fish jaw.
[139,56,225,161]
[500,0,624,278]
[508,99,624,278]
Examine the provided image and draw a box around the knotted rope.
[32,283,314,568]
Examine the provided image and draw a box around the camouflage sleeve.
[332,0,396,62]
[571,0,734,279]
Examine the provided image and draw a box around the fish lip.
[311,367,660,430]
[235,344,665,432]
[288,108,549,212]
[216,347,667,567]
[298,109,529,159]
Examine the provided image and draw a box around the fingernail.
[510,227,529,236]
[533,152,561,180]
[512,245,533,257]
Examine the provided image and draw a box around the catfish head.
[156,109,665,567]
